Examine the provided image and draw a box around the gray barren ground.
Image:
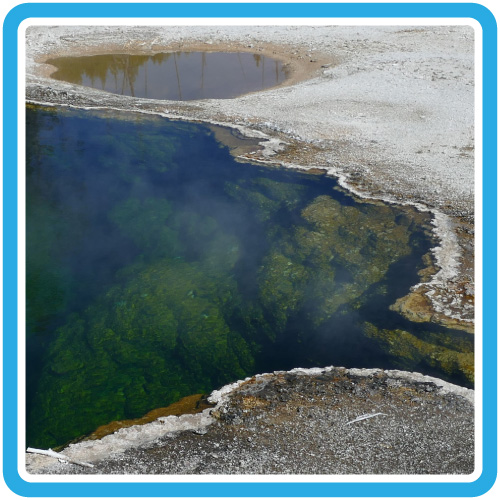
[26,368,474,475]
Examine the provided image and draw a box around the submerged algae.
[30,259,253,447]
[26,105,473,448]
[363,323,474,385]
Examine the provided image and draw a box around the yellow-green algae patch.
[84,394,213,442]
[363,323,474,385]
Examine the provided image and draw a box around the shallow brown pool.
[47,51,288,100]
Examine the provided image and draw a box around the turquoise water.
[26,105,473,448]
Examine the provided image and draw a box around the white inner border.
[18,17,483,485]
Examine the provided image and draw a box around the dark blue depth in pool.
[26,105,473,448]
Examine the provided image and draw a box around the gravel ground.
[25,367,474,475]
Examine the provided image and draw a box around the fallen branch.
[345,412,388,426]
[26,447,94,468]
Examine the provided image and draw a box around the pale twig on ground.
[345,412,388,426]
[26,447,94,468]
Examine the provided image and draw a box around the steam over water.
[26,105,473,448]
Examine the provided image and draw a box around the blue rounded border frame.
[2,2,497,497]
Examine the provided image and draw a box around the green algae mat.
[26,105,473,448]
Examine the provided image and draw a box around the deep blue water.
[26,105,473,448]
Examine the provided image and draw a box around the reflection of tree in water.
[49,53,173,97]
[48,52,287,99]
[250,53,279,87]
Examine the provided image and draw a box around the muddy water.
[47,52,288,100]
[26,105,473,449]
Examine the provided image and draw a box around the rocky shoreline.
[25,367,474,475]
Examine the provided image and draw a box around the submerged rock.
[391,289,474,334]
[362,323,474,386]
